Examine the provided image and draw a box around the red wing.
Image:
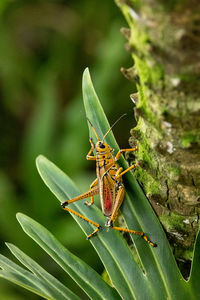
[101,175,115,216]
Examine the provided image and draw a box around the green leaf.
[2,66,195,300]
[82,68,191,299]
[0,254,53,300]
[188,228,200,298]
[1,66,199,300]
[5,243,80,300]
[34,67,195,300]
[17,213,121,300]
[36,155,150,300]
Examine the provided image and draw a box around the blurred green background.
[0,0,136,299]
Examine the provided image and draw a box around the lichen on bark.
[116,0,200,266]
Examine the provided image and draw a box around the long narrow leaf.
[0,254,53,300]
[36,155,151,300]
[82,68,190,299]
[188,228,200,298]
[17,212,121,300]
[6,243,80,300]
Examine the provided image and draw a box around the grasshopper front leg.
[84,178,98,206]
[61,187,102,239]
[115,145,139,178]
[85,138,98,206]
[115,143,138,161]
[115,163,138,180]
[86,138,96,161]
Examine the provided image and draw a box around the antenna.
[102,113,127,141]
[86,117,100,141]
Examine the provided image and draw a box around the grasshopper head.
[95,141,112,153]
[86,114,126,153]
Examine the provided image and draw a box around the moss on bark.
[116,0,200,265]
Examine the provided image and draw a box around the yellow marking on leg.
[111,226,157,247]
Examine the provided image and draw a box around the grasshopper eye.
[99,143,105,149]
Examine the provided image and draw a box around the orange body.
[95,143,121,216]
[61,119,156,247]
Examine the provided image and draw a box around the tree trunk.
[116,0,200,272]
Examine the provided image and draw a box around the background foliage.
[0,1,136,299]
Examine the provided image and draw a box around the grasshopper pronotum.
[61,116,156,247]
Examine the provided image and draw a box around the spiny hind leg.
[84,178,98,206]
[105,185,157,247]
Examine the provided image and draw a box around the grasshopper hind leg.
[104,185,157,247]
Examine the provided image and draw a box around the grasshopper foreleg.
[84,178,98,206]
[115,143,138,161]
[115,163,138,180]
[86,138,96,161]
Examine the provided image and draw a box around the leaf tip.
[83,67,89,76]
[82,67,92,86]
[16,212,28,224]
[36,155,46,168]
[5,242,14,251]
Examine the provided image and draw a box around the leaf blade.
[188,227,200,299]
[36,155,150,300]
[0,254,53,300]
[17,212,121,300]
[82,67,189,299]
[6,243,80,300]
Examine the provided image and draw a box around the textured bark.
[117,0,200,266]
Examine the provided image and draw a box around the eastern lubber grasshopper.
[61,116,156,247]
